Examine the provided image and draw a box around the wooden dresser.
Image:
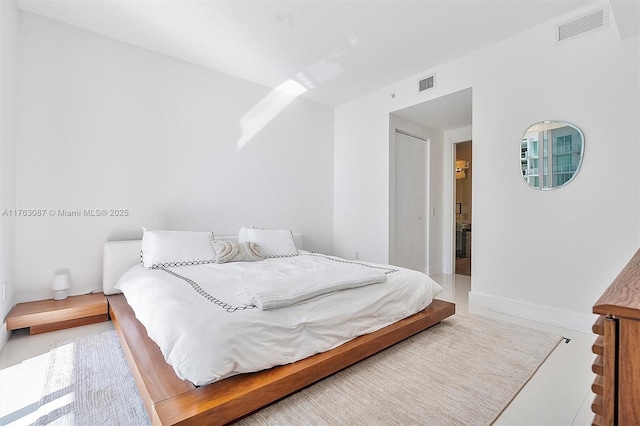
[592,249,640,425]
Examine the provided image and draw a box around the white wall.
[0,0,18,349]
[334,96,391,263]
[15,13,334,302]
[334,2,640,332]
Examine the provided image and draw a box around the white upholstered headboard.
[102,233,303,295]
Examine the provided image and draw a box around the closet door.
[394,131,428,273]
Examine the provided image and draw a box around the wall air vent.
[418,75,435,93]
[556,7,608,44]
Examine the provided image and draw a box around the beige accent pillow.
[212,241,264,264]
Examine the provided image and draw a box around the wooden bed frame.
[108,294,455,425]
[102,238,455,424]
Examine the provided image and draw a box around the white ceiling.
[16,0,597,108]
[393,88,473,131]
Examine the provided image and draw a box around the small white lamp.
[51,272,70,300]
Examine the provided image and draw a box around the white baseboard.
[429,264,444,276]
[0,325,9,353]
[468,291,596,334]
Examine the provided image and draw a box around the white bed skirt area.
[116,252,443,386]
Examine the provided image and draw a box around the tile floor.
[0,274,597,426]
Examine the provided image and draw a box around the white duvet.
[116,252,442,386]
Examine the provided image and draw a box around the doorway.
[454,141,472,275]
[389,87,472,277]
[392,130,429,273]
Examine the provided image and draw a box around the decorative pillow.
[246,228,298,258]
[141,228,216,269]
[212,241,264,264]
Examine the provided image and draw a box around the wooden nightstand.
[6,293,109,334]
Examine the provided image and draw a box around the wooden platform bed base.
[108,294,455,426]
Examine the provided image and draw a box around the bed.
[103,231,455,425]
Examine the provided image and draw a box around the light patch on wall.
[237,80,307,149]
[296,72,315,89]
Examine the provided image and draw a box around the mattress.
[116,252,443,386]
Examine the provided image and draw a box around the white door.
[394,132,427,272]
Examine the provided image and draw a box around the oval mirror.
[520,121,584,190]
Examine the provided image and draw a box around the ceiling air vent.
[418,75,435,93]
[556,7,608,43]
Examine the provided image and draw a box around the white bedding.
[116,252,442,386]
[236,255,389,310]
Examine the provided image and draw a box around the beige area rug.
[35,313,561,426]
[235,312,562,425]
[35,331,150,426]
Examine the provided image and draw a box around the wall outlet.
[355,250,360,260]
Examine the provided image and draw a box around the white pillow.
[141,228,215,269]
[245,228,298,258]
[238,226,250,242]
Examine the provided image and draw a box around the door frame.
[389,128,431,274]
[444,132,472,275]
